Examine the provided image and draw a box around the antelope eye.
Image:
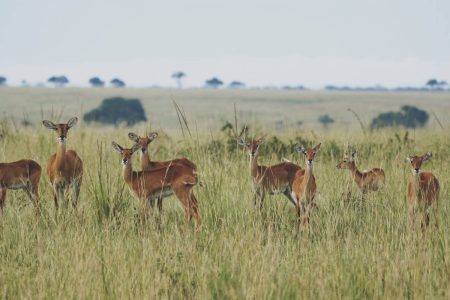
[343,160,347,163]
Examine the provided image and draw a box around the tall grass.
[0,120,449,299]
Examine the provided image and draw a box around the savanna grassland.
[0,88,449,299]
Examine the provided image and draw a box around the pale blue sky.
[1,0,449,87]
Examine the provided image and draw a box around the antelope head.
[42,117,78,144]
[295,143,321,169]
[112,142,140,166]
[407,152,432,176]
[238,138,264,159]
[336,151,356,169]
[128,132,158,154]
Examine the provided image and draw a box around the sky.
[1,0,449,88]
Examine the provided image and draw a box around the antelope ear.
[237,139,246,146]
[128,132,139,143]
[294,143,306,154]
[351,151,357,161]
[130,143,140,154]
[111,142,123,154]
[406,156,412,163]
[67,117,78,128]
[42,120,57,130]
[313,143,321,153]
[148,132,158,142]
[423,152,432,161]
[256,138,264,146]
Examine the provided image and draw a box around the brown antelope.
[43,117,83,210]
[111,142,200,227]
[0,160,41,213]
[128,132,197,211]
[238,138,302,209]
[406,152,440,229]
[336,152,385,193]
[291,143,321,226]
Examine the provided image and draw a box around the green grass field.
[0,88,449,299]
[1,87,449,130]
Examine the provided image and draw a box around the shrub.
[89,77,105,87]
[84,97,147,126]
[110,78,126,88]
[318,114,335,129]
[370,105,429,129]
[48,75,69,87]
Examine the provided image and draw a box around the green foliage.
[110,78,125,87]
[89,77,104,87]
[47,75,69,86]
[83,97,147,126]
[318,114,335,129]
[205,77,223,88]
[370,105,429,129]
[88,142,129,225]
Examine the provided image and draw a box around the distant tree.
[110,78,125,88]
[83,97,146,126]
[371,105,429,129]
[205,77,223,89]
[228,81,245,89]
[318,114,334,129]
[282,85,305,90]
[0,76,6,86]
[171,71,186,89]
[48,75,69,87]
[426,79,439,90]
[89,77,105,87]
[439,80,447,90]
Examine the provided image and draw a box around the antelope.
[43,117,83,210]
[111,142,200,227]
[0,160,41,213]
[291,143,321,226]
[238,138,302,209]
[406,152,440,229]
[336,152,385,193]
[128,132,197,211]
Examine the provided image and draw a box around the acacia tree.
[0,76,6,86]
[48,76,69,87]
[426,79,439,90]
[205,77,223,89]
[89,77,105,87]
[171,71,186,89]
[318,114,334,129]
[110,78,125,88]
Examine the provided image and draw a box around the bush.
[370,105,429,129]
[110,78,125,88]
[84,97,147,126]
[318,114,334,129]
[89,77,105,87]
[48,75,69,87]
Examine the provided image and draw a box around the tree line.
[0,74,447,91]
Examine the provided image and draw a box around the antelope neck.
[140,150,151,169]
[55,141,66,171]
[410,172,421,196]
[348,163,363,183]
[249,155,259,177]
[303,164,314,184]
[122,160,134,184]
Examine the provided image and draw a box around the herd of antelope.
[0,117,441,230]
